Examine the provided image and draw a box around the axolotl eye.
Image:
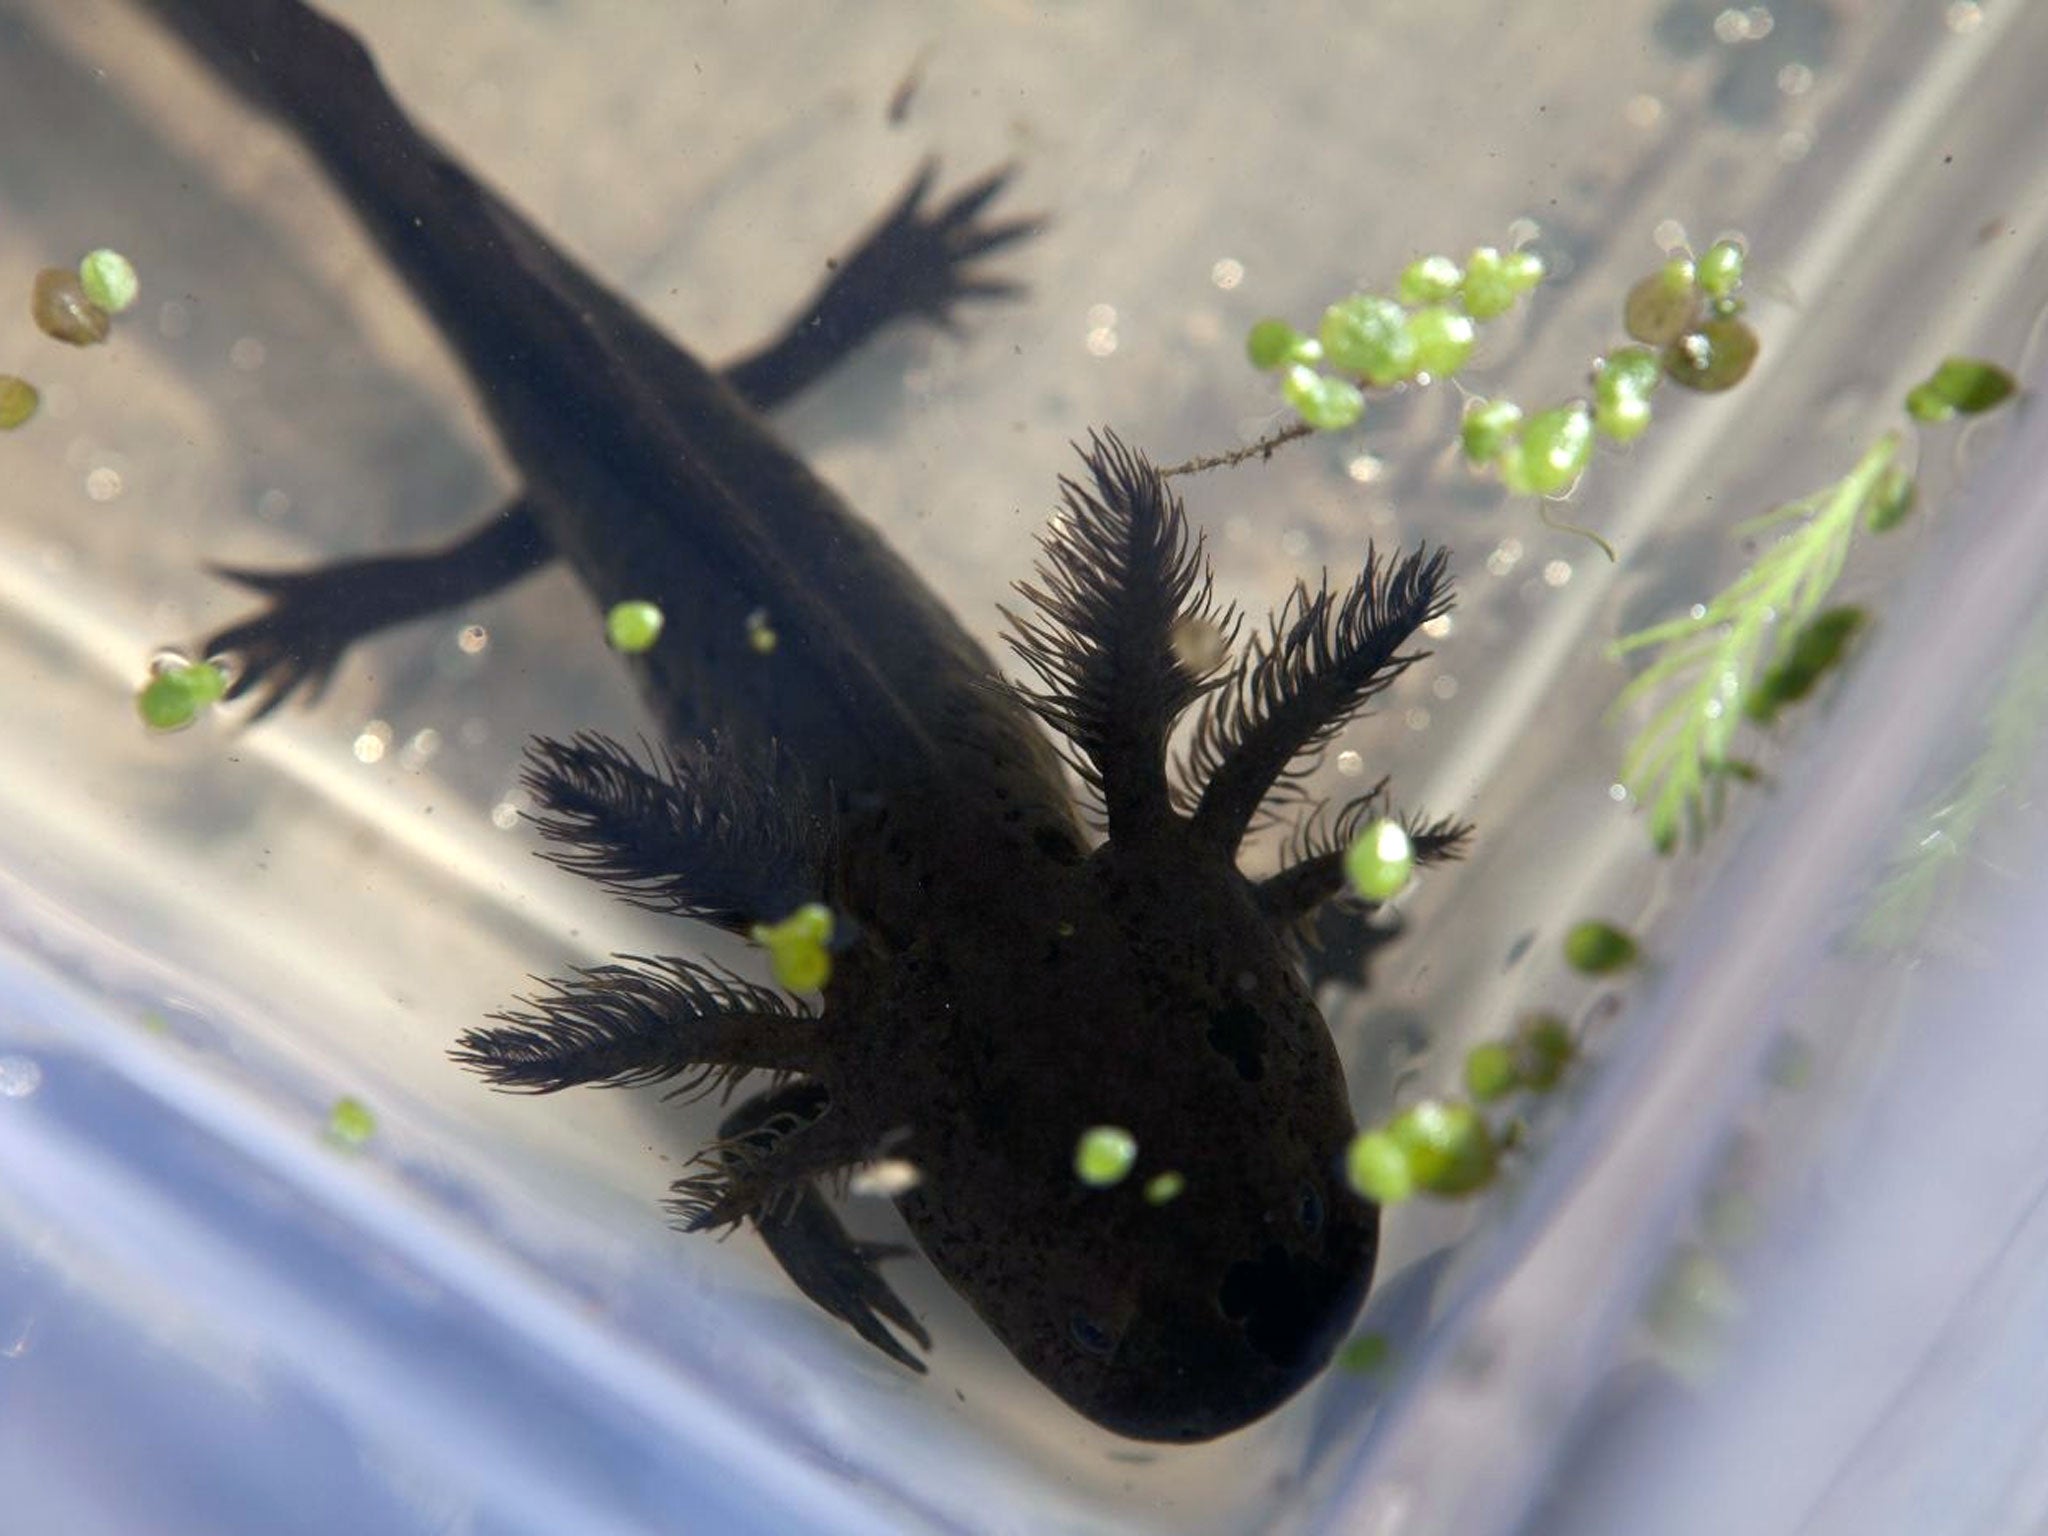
[1069,1312,1116,1358]
[1296,1183,1324,1237]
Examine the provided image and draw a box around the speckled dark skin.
[143,0,1465,1441]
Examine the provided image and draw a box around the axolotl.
[139,0,1465,1441]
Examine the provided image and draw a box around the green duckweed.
[752,902,835,992]
[1074,1125,1138,1188]
[605,599,665,653]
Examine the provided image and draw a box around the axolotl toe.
[141,0,1468,1441]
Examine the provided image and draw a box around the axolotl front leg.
[200,162,1039,717]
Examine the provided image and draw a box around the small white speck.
[1345,454,1384,484]
[1625,93,1664,129]
[1746,6,1775,39]
[1431,675,1458,701]
[1690,603,1709,621]
[256,487,292,521]
[1085,326,1118,358]
[1945,0,1983,31]
[158,299,193,340]
[1085,302,1117,329]
[1486,537,1524,578]
[1506,217,1542,248]
[0,1056,43,1098]
[1209,258,1245,291]
[1653,219,1690,254]
[1542,559,1573,588]
[1713,7,1752,43]
[399,728,442,771]
[1608,782,1630,803]
[1421,614,1455,639]
[353,719,393,765]
[457,623,489,655]
[1777,62,1813,95]
[490,800,521,831]
[1336,749,1365,777]
[85,467,123,502]
[849,1159,923,1197]
[1405,707,1430,732]
[229,335,268,371]
[1279,529,1311,559]
[1777,129,1813,163]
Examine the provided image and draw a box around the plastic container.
[1,2,2045,1531]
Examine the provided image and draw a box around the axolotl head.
[892,832,1381,1443]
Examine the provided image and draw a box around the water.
[1,2,2047,1532]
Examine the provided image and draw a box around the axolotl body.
[140,0,1463,1441]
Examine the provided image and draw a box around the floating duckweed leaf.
[136,660,226,732]
[327,1095,376,1146]
[1500,249,1545,294]
[1663,316,1759,392]
[1512,1014,1574,1090]
[1695,239,1745,300]
[1564,920,1638,975]
[0,375,37,430]
[1143,1170,1186,1205]
[1335,1333,1391,1374]
[32,267,110,346]
[605,599,665,653]
[1463,1041,1519,1102]
[1409,306,1476,379]
[1461,397,1523,465]
[1595,391,1653,444]
[1623,259,1698,346]
[1386,1099,1497,1196]
[78,248,139,314]
[1398,255,1463,306]
[1865,466,1916,533]
[1343,818,1414,901]
[1598,345,1664,404]
[1460,246,1519,320]
[1744,605,1866,724]
[1344,1129,1414,1204]
[1246,319,1309,371]
[1319,294,1418,386]
[1502,403,1593,496]
[1074,1125,1138,1187]
[1282,364,1364,430]
[751,902,835,992]
[1904,356,2016,421]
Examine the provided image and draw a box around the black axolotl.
[141,0,1466,1442]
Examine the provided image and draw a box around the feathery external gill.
[522,732,828,933]
[1004,431,1239,839]
[452,954,824,1094]
[1182,549,1454,852]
